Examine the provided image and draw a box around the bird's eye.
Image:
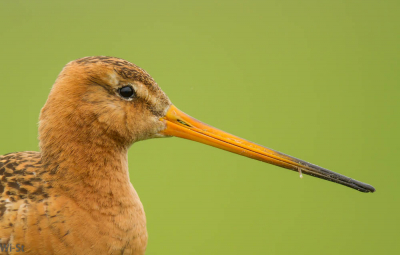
[118,86,136,99]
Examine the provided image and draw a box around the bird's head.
[40,56,172,148]
[39,56,375,193]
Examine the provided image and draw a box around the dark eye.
[118,86,136,99]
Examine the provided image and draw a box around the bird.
[0,56,375,254]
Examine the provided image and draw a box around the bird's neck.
[41,137,138,214]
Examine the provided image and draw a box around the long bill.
[159,105,375,193]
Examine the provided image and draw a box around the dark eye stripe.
[118,86,136,99]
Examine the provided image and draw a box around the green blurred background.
[0,0,398,254]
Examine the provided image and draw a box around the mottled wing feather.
[0,151,44,246]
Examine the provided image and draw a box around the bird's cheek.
[153,118,169,138]
[139,115,169,140]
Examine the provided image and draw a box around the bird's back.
[0,151,47,253]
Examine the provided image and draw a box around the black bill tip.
[349,179,375,193]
